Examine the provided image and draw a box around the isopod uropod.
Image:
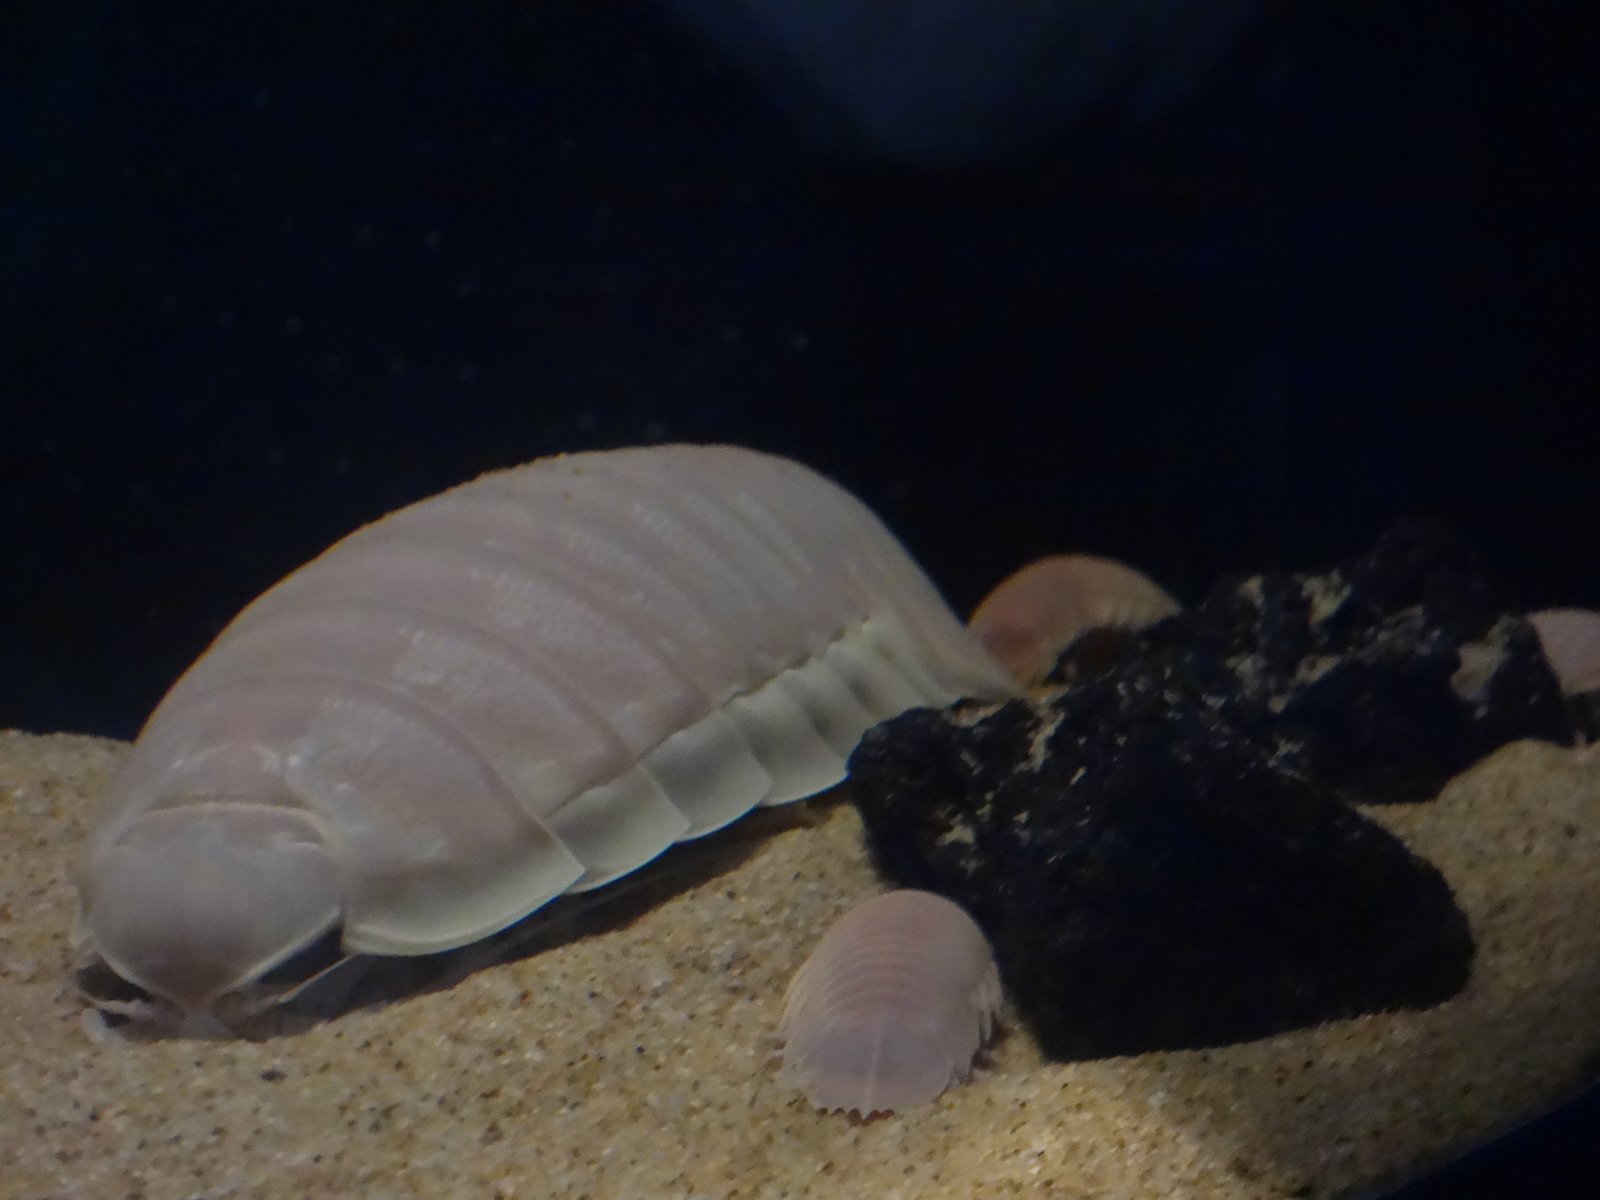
[74,444,1019,1031]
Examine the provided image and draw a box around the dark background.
[2,3,1595,1193]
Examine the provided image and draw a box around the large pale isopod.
[75,444,1019,1031]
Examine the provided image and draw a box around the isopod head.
[78,804,340,1021]
[779,889,1001,1115]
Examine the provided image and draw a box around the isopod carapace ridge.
[74,444,1019,1030]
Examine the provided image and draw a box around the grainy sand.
[4,729,1600,1199]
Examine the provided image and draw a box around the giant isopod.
[74,444,1019,1031]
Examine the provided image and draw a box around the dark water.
[2,5,1594,1192]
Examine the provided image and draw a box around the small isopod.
[74,445,1019,1032]
[1527,608,1600,696]
[779,889,1001,1115]
[967,553,1179,684]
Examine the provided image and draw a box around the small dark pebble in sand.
[849,522,1575,1060]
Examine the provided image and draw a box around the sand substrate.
[3,729,1600,1199]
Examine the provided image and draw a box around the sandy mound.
[4,730,1600,1198]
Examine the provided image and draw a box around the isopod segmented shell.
[967,553,1179,684]
[76,444,1019,1027]
[779,889,1001,1115]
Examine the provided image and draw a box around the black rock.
[1053,520,1575,804]
[1566,691,1600,744]
[848,523,1573,1060]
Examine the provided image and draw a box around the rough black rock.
[1051,520,1575,804]
[848,523,1574,1060]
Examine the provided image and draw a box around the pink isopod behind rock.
[967,553,1179,685]
[778,889,1001,1116]
[1527,609,1600,696]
